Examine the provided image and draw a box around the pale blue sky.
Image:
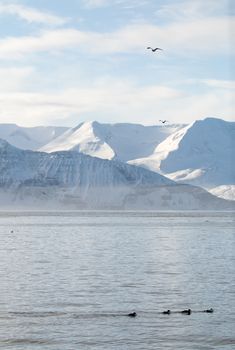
[0,0,234,126]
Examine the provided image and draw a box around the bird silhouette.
[162,310,171,315]
[159,120,168,124]
[127,312,137,317]
[147,47,163,52]
[203,308,214,313]
[181,309,191,315]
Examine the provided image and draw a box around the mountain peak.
[193,116,229,127]
[152,117,235,187]
[41,121,184,162]
[40,120,115,159]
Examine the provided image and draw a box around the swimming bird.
[162,310,171,315]
[127,312,137,317]
[147,47,163,52]
[181,309,191,315]
[159,120,168,124]
[203,308,214,313]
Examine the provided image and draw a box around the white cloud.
[0,2,233,127]
[0,80,179,125]
[83,0,149,9]
[0,3,68,26]
[0,78,233,126]
[0,29,87,59]
[0,66,34,91]
[201,79,235,89]
[83,0,108,8]
[0,16,234,60]
[162,91,234,123]
[156,0,231,20]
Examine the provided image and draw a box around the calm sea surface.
[0,211,234,350]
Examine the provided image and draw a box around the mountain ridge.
[0,123,68,151]
[0,138,233,210]
[0,117,234,200]
[129,117,235,194]
[40,120,185,162]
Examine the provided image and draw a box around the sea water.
[0,211,234,350]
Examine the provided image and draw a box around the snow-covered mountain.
[208,185,235,201]
[40,121,184,161]
[0,118,234,201]
[40,118,235,200]
[129,118,235,196]
[0,124,68,150]
[0,139,232,210]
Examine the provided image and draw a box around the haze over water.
[0,211,234,350]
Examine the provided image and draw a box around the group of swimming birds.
[127,308,214,317]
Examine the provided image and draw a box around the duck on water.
[126,308,213,317]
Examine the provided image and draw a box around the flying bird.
[159,120,168,124]
[147,47,163,52]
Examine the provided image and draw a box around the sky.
[0,0,234,127]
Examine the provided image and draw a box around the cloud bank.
[0,3,68,26]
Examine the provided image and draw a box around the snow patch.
[209,185,235,201]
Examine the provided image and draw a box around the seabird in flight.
[147,47,163,52]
